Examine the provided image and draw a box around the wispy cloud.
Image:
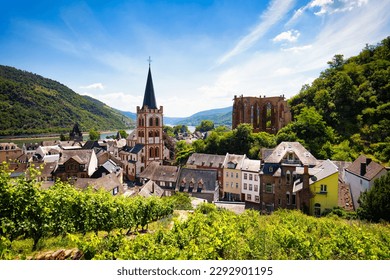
[273,30,300,42]
[201,0,390,111]
[80,83,105,90]
[216,0,295,65]
[286,0,370,26]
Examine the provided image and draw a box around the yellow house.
[222,153,245,201]
[308,159,339,216]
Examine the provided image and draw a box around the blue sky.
[1,0,389,117]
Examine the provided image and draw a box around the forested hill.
[288,36,390,163]
[0,65,134,136]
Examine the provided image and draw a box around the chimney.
[360,163,367,176]
[303,165,309,189]
[366,158,372,166]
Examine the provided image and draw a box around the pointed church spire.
[142,58,157,109]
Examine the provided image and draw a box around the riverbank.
[0,129,134,148]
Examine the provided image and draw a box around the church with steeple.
[123,60,166,181]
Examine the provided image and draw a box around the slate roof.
[186,153,225,168]
[74,173,123,194]
[139,180,165,198]
[177,168,218,192]
[222,153,246,169]
[131,144,144,154]
[293,159,338,192]
[139,161,179,183]
[346,155,386,181]
[264,142,317,166]
[58,150,94,165]
[142,66,157,109]
[242,158,261,173]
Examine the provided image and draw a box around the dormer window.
[227,162,236,169]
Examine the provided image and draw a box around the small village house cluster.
[1,64,388,217]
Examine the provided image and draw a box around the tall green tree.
[358,172,390,222]
[196,120,214,132]
[89,129,100,141]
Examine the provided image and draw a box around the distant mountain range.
[0,64,231,136]
[120,106,232,127]
[0,65,134,136]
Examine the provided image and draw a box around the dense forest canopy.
[0,65,134,135]
[288,37,390,163]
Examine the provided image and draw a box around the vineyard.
[1,164,389,260]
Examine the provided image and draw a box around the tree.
[118,130,128,139]
[89,129,100,141]
[357,172,390,222]
[276,107,335,158]
[196,120,214,132]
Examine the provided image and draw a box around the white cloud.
[80,83,105,90]
[199,0,390,110]
[217,0,295,65]
[282,45,313,52]
[273,30,300,42]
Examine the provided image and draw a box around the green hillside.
[0,65,134,136]
[287,37,390,163]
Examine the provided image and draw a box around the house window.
[149,118,153,126]
[244,173,247,180]
[249,174,253,180]
[314,203,321,217]
[286,192,290,205]
[269,166,273,173]
[244,183,247,190]
[226,172,229,177]
[113,187,119,195]
[254,175,258,181]
[247,194,252,201]
[231,172,233,178]
[265,183,273,193]
[236,173,238,178]
[236,183,239,188]
[320,184,327,193]
[286,170,291,185]
[288,152,294,161]
[255,195,260,203]
[226,183,229,188]
[155,118,159,127]
[292,193,296,205]
[249,184,253,191]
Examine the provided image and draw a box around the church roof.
[142,66,157,109]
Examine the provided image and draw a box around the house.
[119,144,145,181]
[139,161,180,195]
[176,167,219,202]
[345,155,387,210]
[53,149,98,181]
[222,153,246,201]
[260,142,317,213]
[73,173,124,196]
[293,159,339,216]
[186,153,225,197]
[34,145,61,163]
[91,159,123,184]
[241,158,261,205]
[0,142,23,163]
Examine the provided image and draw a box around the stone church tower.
[136,64,164,167]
